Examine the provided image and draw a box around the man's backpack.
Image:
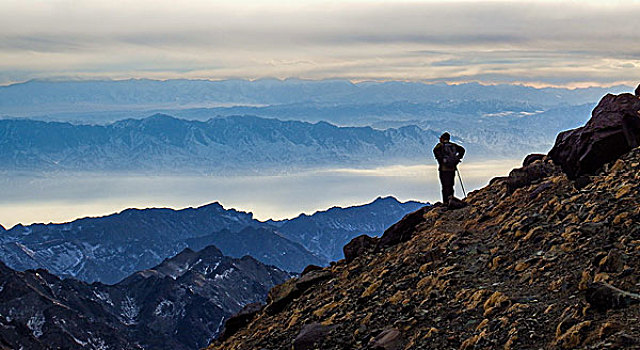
[441,143,460,168]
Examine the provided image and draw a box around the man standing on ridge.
[433,132,465,204]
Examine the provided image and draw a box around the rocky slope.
[210,88,640,349]
[0,245,289,349]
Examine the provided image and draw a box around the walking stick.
[456,169,467,198]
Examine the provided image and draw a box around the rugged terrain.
[210,88,640,349]
[0,197,420,284]
[0,245,289,349]
[0,202,317,283]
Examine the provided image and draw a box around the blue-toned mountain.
[0,202,322,284]
[0,244,290,349]
[0,79,627,116]
[273,196,426,261]
[0,114,442,173]
[0,197,423,284]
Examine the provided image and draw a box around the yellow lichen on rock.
[483,291,510,316]
[554,321,592,349]
[313,301,338,318]
[578,270,592,291]
[360,281,381,298]
[615,184,632,199]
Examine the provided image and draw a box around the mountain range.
[0,244,290,349]
[0,79,627,116]
[0,197,424,284]
[0,115,443,173]
[0,79,631,167]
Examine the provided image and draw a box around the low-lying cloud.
[1,0,639,86]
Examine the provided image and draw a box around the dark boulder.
[635,83,640,97]
[585,282,640,311]
[343,235,378,263]
[506,158,559,193]
[265,270,332,315]
[219,303,263,340]
[296,270,332,291]
[523,153,545,167]
[447,196,467,210]
[377,206,432,250]
[293,323,338,350]
[368,328,403,350]
[549,91,640,179]
[301,264,323,276]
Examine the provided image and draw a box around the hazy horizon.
[0,160,519,229]
[1,0,639,87]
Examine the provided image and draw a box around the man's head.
[440,132,450,143]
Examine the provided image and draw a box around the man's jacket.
[433,141,466,171]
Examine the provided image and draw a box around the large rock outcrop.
[549,87,640,179]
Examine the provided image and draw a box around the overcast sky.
[1,0,639,87]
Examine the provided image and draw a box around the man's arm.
[456,144,466,159]
[433,143,443,162]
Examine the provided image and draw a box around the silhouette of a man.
[433,132,465,203]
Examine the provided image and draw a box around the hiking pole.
[456,169,467,198]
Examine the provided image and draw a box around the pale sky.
[1,0,639,87]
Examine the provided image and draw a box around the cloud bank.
[1,0,639,87]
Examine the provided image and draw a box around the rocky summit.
[210,87,640,349]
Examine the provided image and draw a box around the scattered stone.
[377,206,432,250]
[296,270,332,291]
[293,323,337,350]
[506,158,559,193]
[447,197,467,210]
[266,270,332,315]
[573,175,592,189]
[301,264,323,276]
[344,235,378,263]
[219,303,264,340]
[368,328,403,350]
[523,153,546,167]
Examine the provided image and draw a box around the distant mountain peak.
[372,195,400,203]
[147,113,178,120]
